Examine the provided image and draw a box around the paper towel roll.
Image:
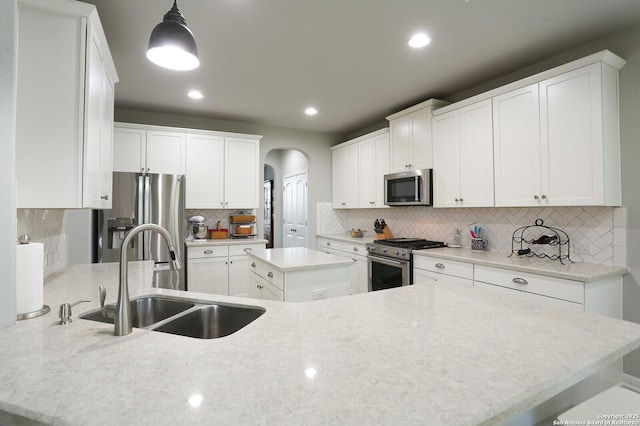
[16,243,44,315]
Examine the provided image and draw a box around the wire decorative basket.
[509,218,573,264]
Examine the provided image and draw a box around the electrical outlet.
[312,288,327,300]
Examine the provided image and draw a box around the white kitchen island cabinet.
[16,0,118,209]
[246,248,353,302]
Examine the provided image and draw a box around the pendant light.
[146,1,199,71]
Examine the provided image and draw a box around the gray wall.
[114,108,342,249]
[0,0,17,328]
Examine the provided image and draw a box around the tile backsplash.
[17,209,67,277]
[317,203,627,266]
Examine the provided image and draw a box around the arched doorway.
[264,149,309,248]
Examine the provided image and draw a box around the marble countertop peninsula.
[246,247,354,272]
[1,261,640,425]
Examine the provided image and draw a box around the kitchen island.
[245,247,353,301]
[1,261,640,425]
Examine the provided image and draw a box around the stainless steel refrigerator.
[96,172,185,290]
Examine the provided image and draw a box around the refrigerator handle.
[136,174,145,261]
[143,174,151,261]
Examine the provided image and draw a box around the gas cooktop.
[372,238,447,250]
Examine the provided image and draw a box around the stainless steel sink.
[154,304,266,339]
[79,295,195,327]
[79,294,265,339]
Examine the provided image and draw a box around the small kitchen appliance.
[187,216,208,240]
[366,238,446,291]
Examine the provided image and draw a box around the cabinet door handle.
[204,250,213,254]
[326,242,331,246]
[244,248,252,252]
[534,195,539,200]
[459,198,463,202]
[267,272,274,278]
[541,195,547,200]
[251,262,256,267]
[435,263,445,269]
[100,195,109,200]
[353,247,358,252]
[512,278,528,285]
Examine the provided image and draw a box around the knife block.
[376,226,394,240]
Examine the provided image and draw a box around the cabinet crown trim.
[331,128,389,150]
[115,122,263,141]
[385,98,449,121]
[433,49,625,116]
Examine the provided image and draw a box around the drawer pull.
[512,278,528,285]
[204,250,213,255]
[435,263,445,269]
[353,247,358,252]
[251,262,256,268]
[267,272,274,278]
[244,248,252,252]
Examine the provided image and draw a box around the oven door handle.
[368,254,407,267]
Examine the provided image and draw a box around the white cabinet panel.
[16,1,117,209]
[358,131,390,208]
[433,100,493,207]
[225,137,260,209]
[493,84,541,206]
[332,143,359,208]
[187,257,229,295]
[146,131,186,175]
[113,127,146,173]
[185,134,224,208]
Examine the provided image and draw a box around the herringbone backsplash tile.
[317,203,622,266]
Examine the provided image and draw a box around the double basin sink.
[79,295,265,339]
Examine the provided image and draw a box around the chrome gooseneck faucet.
[100,223,181,336]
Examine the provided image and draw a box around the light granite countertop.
[246,247,354,272]
[1,261,640,425]
[317,234,629,282]
[185,237,268,248]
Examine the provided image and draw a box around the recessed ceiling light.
[305,106,318,116]
[408,33,431,48]
[188,90,203,99]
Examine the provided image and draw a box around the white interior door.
[283,171,308,248]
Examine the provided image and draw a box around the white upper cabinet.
[114,126,186,175]
[386,99,448,173]
[493,84,541,206]
[224,137,260,209]
[332,129,389,209]
[146,131,186,175]
[16,0,118,209]
[433,100,494,208]
[332,143,359,208]
[358,130,390,208]
[493,56,623,206]
[185,134,225,208]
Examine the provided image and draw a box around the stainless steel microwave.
[384,169,432,206]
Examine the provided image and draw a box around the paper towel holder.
[16,234,50,321]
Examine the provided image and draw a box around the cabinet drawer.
[474,265,584,304]
[249,258,284,290]
[413,255,474,280]
[317,238,343,252]
[229,243,265,257]
[188,245,229,259]
[249,271,284,301]
[342,242,366,257]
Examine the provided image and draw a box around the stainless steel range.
[366,238,446,291]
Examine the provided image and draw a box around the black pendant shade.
[146,1,199,71]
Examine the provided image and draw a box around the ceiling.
[86,0,640,135]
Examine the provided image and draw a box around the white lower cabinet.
[474,265,621,317]
[317,238,367,294]
[413,255,474,287]
[186,243,266,296]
